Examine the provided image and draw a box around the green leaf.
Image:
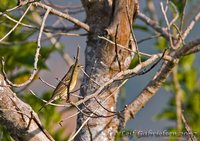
[185,68,197,91]
[0,126,13,141]
[156,109,176,120]
[0,0,17,11]
[155,37,167,50]
[129,56,148,69]
[133,24,149,31]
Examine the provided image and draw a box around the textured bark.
[0,74,54,141]
[75,0,138,140]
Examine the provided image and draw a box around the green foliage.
[0,0,17,11]
[0,126,13,141]
[0,2,65,140]
[157,54,200,135]
[133,24,149,32]
[155,37,168,50]
[129,56,148,69]
[154,1,200,134]
[170,0,192,16]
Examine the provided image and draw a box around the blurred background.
[0,0,199,140]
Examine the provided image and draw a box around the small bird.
[38,63,82,112]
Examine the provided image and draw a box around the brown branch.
[137,12,171,41]
[34,2,91,32]
[0,74,54,141]
[75,53,166,107]
[183,11,200,40]
[120,38,200,128]
[98,35,173,61]
[138,7,198,50]
[114,24,122,71]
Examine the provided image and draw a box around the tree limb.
[120,38,200,128]
[0,74,54,141]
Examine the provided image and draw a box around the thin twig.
[137,12,172,41]
[1,7,50,87]
[0,4,32,42]
[69,79,126,141]
[180,0,187,31]
[172,24,185,46]
[138,34,161,44]
[29,89,71,107]
[181,113,197,141]
[160,2,175,49]
[114,24,122,71]
[74,53,167,107]
[98,36,173,61]
[137,49,167,75]
[0,5,21,17]
[182,11,200,40]
[98,35,152,57]
[1,13,37,29]
[168,1,179,27]
[34,2,91,32]
[39,77,55,89]
[80,68,100,86]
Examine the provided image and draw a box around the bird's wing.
[50,65,75,101]
[52,79,69,98]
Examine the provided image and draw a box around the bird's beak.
[80,65,84,68]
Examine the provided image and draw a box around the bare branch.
[1,7,50,88]
[34,2,91,32]
[75,53,167,107]
[137,34,161,44]
[120,38,200,128]
[137,12,172,41]
[160,2,175,49]
[70,80,126,141]
[0,4,32,42]
[182,11,200,40]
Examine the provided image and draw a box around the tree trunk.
[75,0,138,140]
